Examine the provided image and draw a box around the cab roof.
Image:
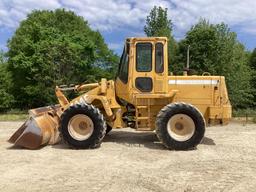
[126,37,168,43]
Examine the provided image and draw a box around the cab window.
[155,43,164,73]
[118,45,129,83]
[136,43,152,72]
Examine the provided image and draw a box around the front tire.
[156,103,205,150]
[60,103,106,149]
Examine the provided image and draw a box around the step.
[137,127,152,131]
[136,117,149,120]
[136,106,148,109]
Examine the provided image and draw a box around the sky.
[0,0,256,55]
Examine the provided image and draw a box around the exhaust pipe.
[8,105,62,149]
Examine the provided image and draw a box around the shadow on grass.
[6,144,45,150]
[52,129,215,150]
[51,131,166,150]
[103,130,166,150]
[201,137,215,145]
[6,130,215,150]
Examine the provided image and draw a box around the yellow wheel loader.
[9,37,232,150]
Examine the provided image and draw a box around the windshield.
[136,43,152,72]
[117,44,129,83]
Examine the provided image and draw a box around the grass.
[0,113,28,121]
[0,109,28,121]
[233,108,256,123]
[233,108,256,117]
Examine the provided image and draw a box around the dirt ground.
[0,121,256,192]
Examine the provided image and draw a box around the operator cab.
[116,37,168,104]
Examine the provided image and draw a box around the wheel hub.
[79,122,87,130]
[175,122,184,130]
[167,114,195,142]
[68,114,94,141]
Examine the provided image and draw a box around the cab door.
[134,41,167,94]
[134,42,154,93]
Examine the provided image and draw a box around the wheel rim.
[68,114,94,141]
[167,114,195,142]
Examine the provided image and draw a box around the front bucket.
[8,106,62,149]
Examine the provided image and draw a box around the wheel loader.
[9,37,232,150]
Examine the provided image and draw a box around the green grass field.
[0,108,28,121]
[0,113,28,121]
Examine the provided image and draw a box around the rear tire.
[155,102,205,150]
[60,103,106,149]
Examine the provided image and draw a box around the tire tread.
[155,102,205,150]
[59,103,106,149]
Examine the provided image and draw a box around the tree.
[249,48,256,105]
[144,6,177,70]
[7,9,119,109]
[249,48,256,70]
[0,51,14,111]
[177,19,253,108]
